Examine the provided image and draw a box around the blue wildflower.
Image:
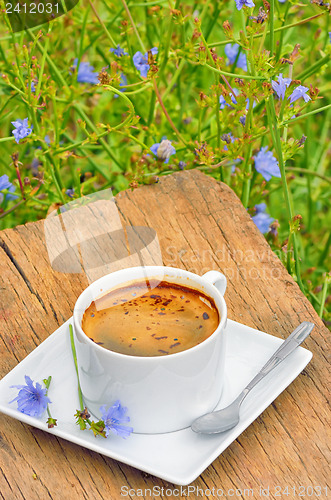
[288,85,311,104]
[151,138,176,163]
[114,73,128,98]
[254,146,281,181]
[178,161,186,170]
[74,58,99,84]
[221,133,235,151]
[66,188,75,198]
[10,375,51,418]
[235,0,255,10]
[100,401,133,438]
[271,73,291,100]
[0,174,18,204]
[252,203,274,234]
[239,116,246,126]
[219,89,239,109]
[11,118,33,144]
[222,134,241,172]
[110,45,128,57]
[278,0,287,3]
[133,47,158,78]
[224,44,247,71]
[44,135,51,145]
[28,81,36,93]
[219,89,252,111]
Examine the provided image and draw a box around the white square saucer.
[0,318,312,485]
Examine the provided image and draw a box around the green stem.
[159,3,178,79]
[0,136,15,143]
[122,133,149,151]
[36,28,50,98]
[73,104,123,173]
[240,9,247,39]
[285,168,331,184]
[162,59,186,102]
[286,232,292,274]
[198,107,203,143]
[201,62,265,80]
[69,324,84,411]
[88,0,116,46]
[77,6,90,72]
[46,158,66,203]
[269,0,275,56]
[267,96,304,292]
[123,84,153,95]
[120,0,146,52]
[0,199,25,219]
[27,30,69,89]
[204,4,220,40]
[318,233,331,267]
[318,275,329,318]
[43,376,53,418]
[280,104,331,126]
[276,1,291,61]
[153,80,188,146]
[296,54,330,82]
[241,144,253,208]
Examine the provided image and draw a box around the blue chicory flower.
[150,138,176,163]
[100,401,133,438]
[235,0,255,10]
[66,188,75,198]
[133,47,158,78]
[222,134,241,172]
[11,118,33,144]
[224,44,247,71]
[10,375,51,418]
[219,89,239,109]
[288,85,311,104]
[28,81,36,93]
[252,203,274,234]
[0,174,18,204]
[254,146,281,181]
[110,45,128,57]
[219,89,253,111]
[271,73,292,100]
[239,116,246,126]
[221,133,236,151]
[73,58,99,84]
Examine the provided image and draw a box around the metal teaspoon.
[191,321,314,434]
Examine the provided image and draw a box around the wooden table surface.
[0,170,329,500]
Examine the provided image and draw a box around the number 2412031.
[5,3,59,14]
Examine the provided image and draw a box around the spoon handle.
[245,321,314,393]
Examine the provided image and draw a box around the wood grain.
[0,170,329,500]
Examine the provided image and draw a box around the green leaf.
[89,420,107,438]
[46,417,57,428]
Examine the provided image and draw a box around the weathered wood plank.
[0,170,329,499]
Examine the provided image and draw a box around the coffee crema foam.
[82,279,220,356]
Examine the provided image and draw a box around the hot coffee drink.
[82,278,220,356]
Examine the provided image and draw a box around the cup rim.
[73,266,227,361]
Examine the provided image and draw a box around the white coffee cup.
[73,266,227,434]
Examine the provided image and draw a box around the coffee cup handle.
[202,271,227,296]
